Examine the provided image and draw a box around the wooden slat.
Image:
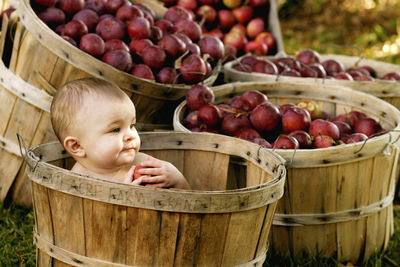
[221,207,266,266]
[84,200,127,264]
[155,212,179,267]
[183,150,230,191]
[48,190,85,257]
[173,213,202,266]
[196,213,230,266]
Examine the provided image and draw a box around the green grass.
[0,203,35,266]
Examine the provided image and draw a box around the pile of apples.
[31,0,226,84]
[160,0,276,57]
[233,49,400,81]
[183,84,385,149]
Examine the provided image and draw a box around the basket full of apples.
[11,0,228,130]
[173,80,400,263]
[223,49,400,111]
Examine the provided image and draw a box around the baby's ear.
[64,136,85,158]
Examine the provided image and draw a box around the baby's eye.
[111,127,120,133]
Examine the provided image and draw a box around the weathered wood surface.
[173,81,400,263]
[27,132,286,266]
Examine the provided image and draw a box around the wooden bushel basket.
[11,0,221,131]
[173,81,400,263]
[23,132,286,266]
[223,54,400,109]
[0,12,55,207]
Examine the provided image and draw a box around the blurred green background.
[278,0,400,64]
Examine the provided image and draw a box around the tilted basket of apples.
[11,0,227,130]
[223,49,400,111]
[173,81,400,263]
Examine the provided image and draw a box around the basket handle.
[16,133,41,172]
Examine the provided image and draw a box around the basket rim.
[24,132,286,213]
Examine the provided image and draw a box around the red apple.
[332,121,352,139]
[102,50,133,72]
[223,31,248,52]
[186,43,201,55]
[198,104,222,128]
[104,0,127,14]
[79,33,105,57]
[174,19,202,42]
[34,0,57,7]
[279,103,296,115]
[116,5,143,22]
[281,106,311,133]
[232,6,253,24]
[288,130,312,149]
[313,135,335,148]
[252,59,278,74]
[198,36,225,62]
[104,39,129,53]
[217,9,236,29]
[280,69,301,77]
[156,67,178,84]
[273,57,302,73]
[150,26,163,42]
[164,6,192,23]
[221,113,252,136]
[333,72,354,81]
[154,19,176,35]
[38,7,66,28]
[227,96,246,111]
[96,17,126,41]
[158,35,186,59]
[244,41,268,56]
[235,128,261,141]
[252,137,272,148]
[72,9,99,31]
[133,165,146,180]
[321,59,345,76]
[64,20,88,40]
[186,84,214,111]
[184,110,202,129]
[353,117,380,137]
[62,35,77,46]
[273,135,299,149]
[342,133,368,144]
[196,5,217,24]
[179,54,207,83]
[255,31,275,49]
[295,49,321,65]
[127,17,151,40]
[84,0,107,14]
[131,64,155,81]
[240,90,268,111]
[246,17,265,39]
[129,39,153,56]
[141,45,166,69]
[380,72,400,81]
[250,102,281,132]
[58,0,84,15]
[177,0,197,10]
[250,0,269,7]
[309,119,340,140]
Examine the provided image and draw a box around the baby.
[50,78,190,189]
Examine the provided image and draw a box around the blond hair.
[51,78,129,142]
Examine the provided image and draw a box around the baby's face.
[73,94,140,171]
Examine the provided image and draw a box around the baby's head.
[51,78,140,171]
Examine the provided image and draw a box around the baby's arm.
[132,155,190,189]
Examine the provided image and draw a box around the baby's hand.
[135,156,190,189]
[124,165,148,186]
